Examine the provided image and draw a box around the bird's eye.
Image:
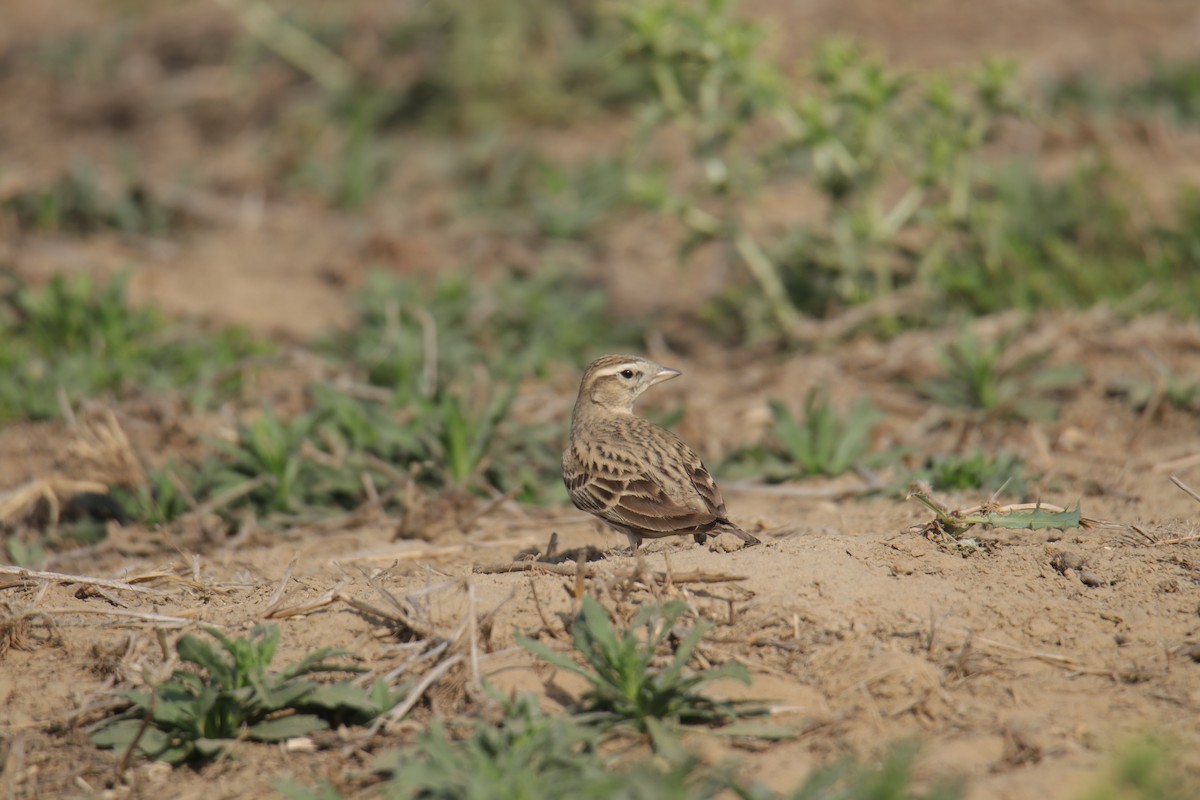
[619,369,635,379]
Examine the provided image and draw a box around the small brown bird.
[563,354,760,551]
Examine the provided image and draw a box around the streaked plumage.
[563,354,760,550]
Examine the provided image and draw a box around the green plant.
[1077,735,1200,800]
[113,464,193,527]
[724,386,885,480]
[380,0,647,129]
[204,410,321,516]
[621,0,1018,335]
[1108,364,1200,416]
[777,742,963,800]
[914,450,1027,495]
[461,141,633,240]
[2,163,179,236]
[1051,57,1200,125]
[918,328,1084,421]
[518,597,761,744]
[930,161,1200,317]
[0,273,266,422]
[372,693,607,800]
[90,625,391,765]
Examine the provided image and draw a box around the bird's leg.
[625,530,642,551]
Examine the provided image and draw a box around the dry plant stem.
[733,231,804,337]
[260,557,298,618]
[212,0,353,93]
[38,607,198,626]
[261,578,350,620]
[467,579,480,691]
[115,692,156,782]
[1168,474,1200,506]
[1153,452,1200,474]
[0,567,170,596]
[527,579,560,638]
[368,654,463,737]
[471,560,747,584]
[186,475,268,520]
[331,591,434,640]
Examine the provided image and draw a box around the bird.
[562,354,761,551]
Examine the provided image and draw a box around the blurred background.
[4,5,1200,798]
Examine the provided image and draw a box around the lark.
[563,354,760,551]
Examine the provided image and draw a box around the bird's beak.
[650,366,681,386]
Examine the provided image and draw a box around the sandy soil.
[2,2,1200,799]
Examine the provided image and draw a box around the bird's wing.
[563,439,719,534]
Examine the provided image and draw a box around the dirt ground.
[3,2,1200,799]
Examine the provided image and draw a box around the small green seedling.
[916,450,1027,494]
[91,624,389,764]
[918,328,1084,421]
[725,385,887,480]
[518,597,763,746]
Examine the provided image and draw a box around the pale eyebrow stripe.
[591,364,639,378]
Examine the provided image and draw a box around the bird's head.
[575,354,680,415]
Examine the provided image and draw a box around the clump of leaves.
[621,0,1019,335]
[0,272,265,422]
[112,464,193,527]
[725,386,887,480]
[1134,59,1200,123]
[932,162,1200,317]
[1077,734,1200,800]
[322,269,639,389]
[380,0,647,129]
[2,163,179,236]
[917,328,1084,421]
[1108,363,1200,416]
[370,693,608,800]
[772,742,964,800]
[285,691,731,800]
[202,409,323,517]
[913,450,1027,495]
[460,139,634,241]
[90,625,392,765]
[518,597,763,745]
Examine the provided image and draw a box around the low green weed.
[774,743,964,800]
[322,269,639,389]
[0,273,265,422]
[2,163,178,236]
[112,464,193,528]
[518,597,762,744]
[621,0,1019,335]
[724,387,886,480]
[90,625,392,765]
[918,328,1084,421]
[204,410,321,516]
[1052,58,1200,125]
[1077,735,1200,800]
[1108,363,1200,416]
[460,141,633,240]
[378,0,647,129]
[912,450,1027,495]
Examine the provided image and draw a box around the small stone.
[708,531,747,553]
[1050,550,1088,574]
[1079,571,1105,587]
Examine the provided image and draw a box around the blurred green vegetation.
[0,272,264,422]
